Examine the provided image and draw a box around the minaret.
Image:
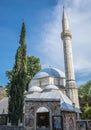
[61,8,79,108]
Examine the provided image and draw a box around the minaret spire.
[61,8,79,108]
[62,7,70,32]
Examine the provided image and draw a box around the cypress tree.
[8,22,26,125]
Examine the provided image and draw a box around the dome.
[29,86,42,93]
[33,67,65,79]
[44,85,59,91]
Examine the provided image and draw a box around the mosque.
[0,8,81,130]
[24,8,81,130]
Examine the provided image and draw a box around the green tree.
[6,70,13,96]
[8,22,27,125]
[82,106,91,119]
[78,80,91,119]
[26,56,41,90]
[6,22,41,125]
[6,56,41,94]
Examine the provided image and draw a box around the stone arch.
[35,103,51,113]
[37,107,49,113]
[68,118,74,130]
[35,105,51,130]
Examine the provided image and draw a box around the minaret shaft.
[61,8,79,108]
[61,9,76,89]
[63,37,75,81]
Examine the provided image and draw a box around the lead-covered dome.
[44,85,59,91]
[33,67,65,79]
[29,86,42,93]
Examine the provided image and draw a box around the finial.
[62,6,65,17]
[62,6,70,32]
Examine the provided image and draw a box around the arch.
[37,107,49,113]
[35,103,51,113]
[36,106,50,130]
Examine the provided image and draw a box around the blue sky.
[0,0,91,87]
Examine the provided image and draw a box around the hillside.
[0,87,7,99]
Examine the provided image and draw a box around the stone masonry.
[24,98,60,130]
[61,8,79,108]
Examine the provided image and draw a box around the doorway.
[36,107,50,130]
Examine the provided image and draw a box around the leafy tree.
[26,56,41,90]
[6,22,41,125]
[82,106,91,119]
[6,70,13,96]
[6,56,41,94]
[78,80,91,119]
[8,22,27,125]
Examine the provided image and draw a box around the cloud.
[35,0,91,85]
[36,4,64,70]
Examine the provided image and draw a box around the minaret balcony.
[61,30,72,40]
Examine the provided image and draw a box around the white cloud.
[35,0,91,85]
[36,4,64,70]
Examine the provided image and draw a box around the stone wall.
[0,126,23,130]
[24,98,60,130]
[62,111,76,130]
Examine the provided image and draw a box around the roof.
[0,97,8,115]
[0,97,25,115]
[0,85,81,115]
[33,67,65,79]
[26,85,81,113]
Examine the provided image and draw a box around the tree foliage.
[8,22,27,125]
[6,22,41,125]
[78,80,91,119]
[6,56,41,93]
[26,56,41,90]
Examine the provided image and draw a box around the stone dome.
[44,85,59,91]
[29,86,42,93]
[33,67,65,79]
